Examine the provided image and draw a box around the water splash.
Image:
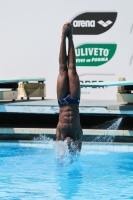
[107,117,123,130]
[93,117,123,143]
[56,141,80,166]
[34,134,53,142]
[93,117,123,130]
[34,135,79,165]
[33,134,55,149]
[93,135,114,143]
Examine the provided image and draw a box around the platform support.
[18,82,46,100]
[117,77,133,103]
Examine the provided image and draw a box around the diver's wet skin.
[56,23,83,153]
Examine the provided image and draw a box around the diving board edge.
[0,78,46,84]
[80,81,133,87]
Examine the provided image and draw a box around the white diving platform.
[80,78,133,104]
[80,80,133,88]
[0,78,46,101]
[0,78,46,83]
[0,76,132,115]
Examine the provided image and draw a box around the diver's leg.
[57,23,70,100]
[67,24,80,99]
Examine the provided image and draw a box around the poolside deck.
[0,98,133,115]
[0,98,133,142]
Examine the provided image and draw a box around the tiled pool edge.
[0,128,133,142]
[0,141,133,152]
[0,128,132,136]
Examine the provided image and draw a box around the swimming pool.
[0,142,133,199]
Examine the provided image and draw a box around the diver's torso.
[56,104,82,140]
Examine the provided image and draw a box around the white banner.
[0,0,133,99]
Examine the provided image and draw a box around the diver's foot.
[62,23,70,39]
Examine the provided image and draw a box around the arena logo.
[75,44,117,66]
[71,12,117,35]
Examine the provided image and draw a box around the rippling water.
[0,143,133,199]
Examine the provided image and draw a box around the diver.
[56,23,83,152]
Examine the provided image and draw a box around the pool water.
[0,142,133,200]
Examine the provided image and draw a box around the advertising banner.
[71,12,117,35]
[75,44,117,66]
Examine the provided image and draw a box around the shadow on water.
[34,134,83,199]
[55,161,83,199]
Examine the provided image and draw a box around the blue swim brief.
[58,94,80,107]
